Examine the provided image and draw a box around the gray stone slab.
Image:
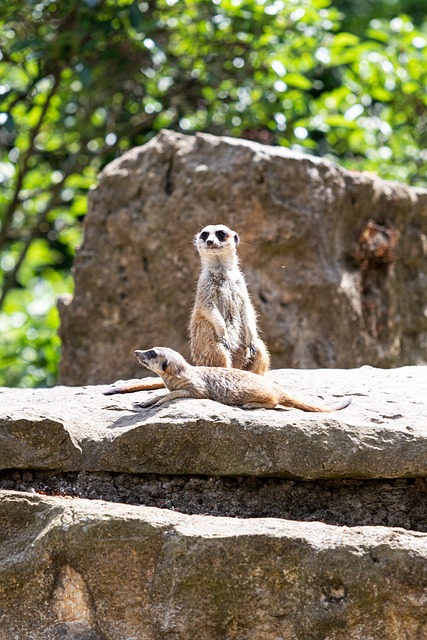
[1,366,426,479]
[1,490,427,639]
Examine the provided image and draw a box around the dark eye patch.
[145,350,157,359]
[200,231,209,241]
[215,229,228,241]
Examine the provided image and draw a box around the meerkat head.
[194,224,239,257]
[134,347,188,377]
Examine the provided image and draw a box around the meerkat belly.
[215,283,243,351]
[200,369,276,406]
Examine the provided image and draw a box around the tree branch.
[0,154,78,309]
[0,73,60,249]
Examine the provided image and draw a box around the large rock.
[58,130,427,385]
[1,490,427,640]
[0,366,426,480]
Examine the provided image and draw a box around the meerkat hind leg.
[193,341,232,368]
[246,340,270,376]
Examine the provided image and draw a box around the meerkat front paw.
[133,397,160,409]
[220,337,231,351]
[247,342,257,357]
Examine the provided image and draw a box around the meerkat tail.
[277,394,352,413]
[103,378,165,395]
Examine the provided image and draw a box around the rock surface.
[4,468,427,531]
[1,490,427,640]
[2,367,427,639]
[1,366,426,480]
[58,130,427,385]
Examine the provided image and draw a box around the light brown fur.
[104,224,270,396]
[133,347,352,413]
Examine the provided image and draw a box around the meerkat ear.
[233,233,240,246]
[162,359,169,372]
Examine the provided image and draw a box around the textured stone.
[4,469,427,531]
[1,366,426,480]
[58,130,427,385]
[1,490,427,640]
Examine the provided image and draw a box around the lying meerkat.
[104,223,270,396]
[133,347,351,412]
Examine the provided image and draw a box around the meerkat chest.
[207,271,244,316]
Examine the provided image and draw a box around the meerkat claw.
[248,343,257,357]
[221,338,231,351]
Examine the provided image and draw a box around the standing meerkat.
[190,224,270,375]
[133,347,351,412]
[105,223,270,395]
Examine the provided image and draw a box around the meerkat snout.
[134,347,186,376]
[134,349,156,364]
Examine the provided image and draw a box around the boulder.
[1,490,427,640]
[58,130,427,385]
[0,365,426,480]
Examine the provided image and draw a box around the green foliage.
[0,265,71,387]
[334,0,425,35]
[0,0,426,386]
[305,15,427,183]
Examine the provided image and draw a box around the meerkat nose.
[207,240,213,246]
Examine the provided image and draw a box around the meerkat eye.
[215,229,228,242]
[162,359,169,371]
[200,231,209,241]
[145,350,157,359]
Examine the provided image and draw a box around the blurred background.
[0,0,426,387]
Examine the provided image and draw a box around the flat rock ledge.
[1,366,426,480]
[1,490,427,640]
